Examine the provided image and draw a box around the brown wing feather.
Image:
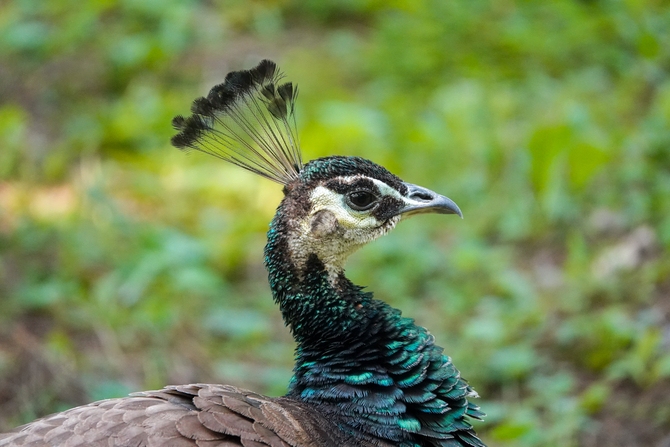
[0,384,378,447]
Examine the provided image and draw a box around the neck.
[265,204,370,343]
[265,208,483,446]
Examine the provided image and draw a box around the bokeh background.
[1,1,669,445]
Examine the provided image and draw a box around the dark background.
[1,1,669,445]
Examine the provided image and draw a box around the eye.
[346,190,377,211]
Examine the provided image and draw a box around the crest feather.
[171,60,302,185]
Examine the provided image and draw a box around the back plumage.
[0,60,485,447]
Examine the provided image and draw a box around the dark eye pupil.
[349,191,374,208]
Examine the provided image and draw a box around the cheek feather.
[310,210,339,238]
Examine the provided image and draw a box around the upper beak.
[398,182,463,218]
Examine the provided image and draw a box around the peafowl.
[0,60,485,447]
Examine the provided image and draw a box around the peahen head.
[278,156,461,282]
[171,60,461,284]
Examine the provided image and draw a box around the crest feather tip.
[170,60,303,185]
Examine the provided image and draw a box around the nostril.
[410,191,434,202]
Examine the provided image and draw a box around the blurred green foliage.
[1,0,669,445]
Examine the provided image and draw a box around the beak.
[397,183,463,219]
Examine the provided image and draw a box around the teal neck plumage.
[265,207,485,447]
